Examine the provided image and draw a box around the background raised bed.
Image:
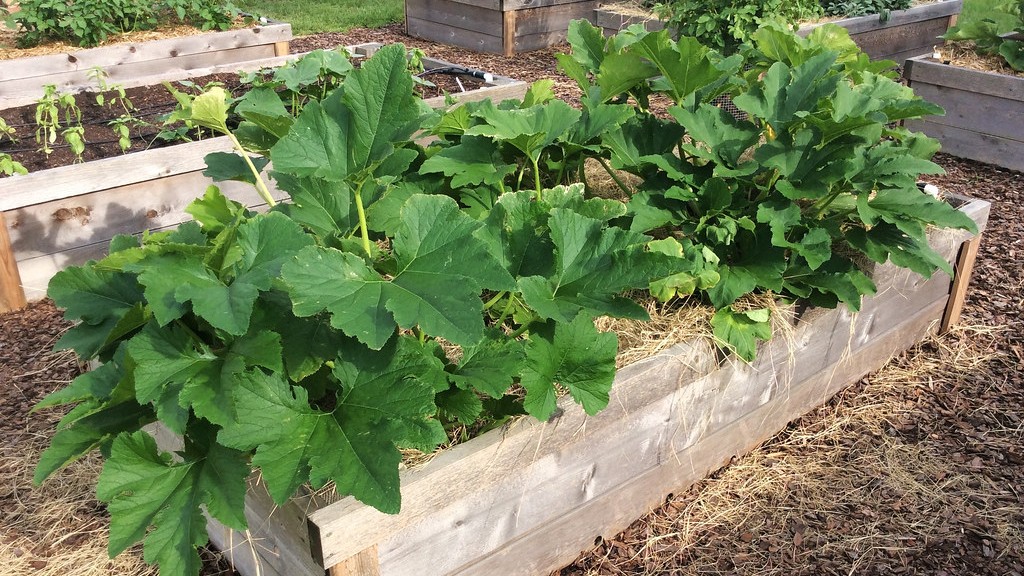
[797,0,963,64]
[178,194,988,576]
[593,0,962,63]
[0,44,527,312]
[0,21,293,110]
[405,0,598,56]
[904,49,1024,173]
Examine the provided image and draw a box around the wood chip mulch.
[1,26,1021,576]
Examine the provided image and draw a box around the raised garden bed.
[0,20,293,110]
[593,0,962,63]
[161,192,988,576]
[903,42,1024,173]
[405,0,599,56]
[797,0,963,64]
[0,44,528,311]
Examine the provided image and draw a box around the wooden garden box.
[593,0,962,63]
[0,21,293,109]
[405,0,599,56]
[182,194,988,576]
[903,43,1024,173]
[797,0,963,64]
[0,44,528,312]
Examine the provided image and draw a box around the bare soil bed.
[1,25,1022,576]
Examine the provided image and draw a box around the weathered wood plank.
[503,0,596,12]
[8,174,287,301]
[0,45,275,108]
[513,1,599,37]
[799,0,961,36]
[941,233,983,333]
[843,17,950,61]
[0,138,234,212]
[330,547,382,576]
[455,297,949,576]
[0,212,27,313]
[907,82,1024,141]
[405,0,504,34]
[0,24,292,80]
[406,17,505,54]
[905,119,1024,173]
[514,29,573,52]
[905,57,1024,102]
[0,24,293,108]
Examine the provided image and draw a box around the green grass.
[961,0,1018,32]
[234,0,404,35]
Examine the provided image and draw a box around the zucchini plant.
[34,28,976,576]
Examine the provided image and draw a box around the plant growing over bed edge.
[942,0,1024,71]
[33,28,975,576]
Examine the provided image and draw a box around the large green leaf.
[285,195,515,349]
[521,316,618,420]
[97,431,249,576]
[710,306,772,362]
[48,266,145,358]
[519,207,682,322]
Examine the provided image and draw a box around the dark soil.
[1,25,1021,576]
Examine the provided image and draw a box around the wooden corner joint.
[328,545,382,576]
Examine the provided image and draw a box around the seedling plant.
[35,26,977,576]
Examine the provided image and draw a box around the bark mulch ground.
[1,25,1021,576]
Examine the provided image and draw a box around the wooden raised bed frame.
[593,0,962,63]
[152,195,987,576]
[796,0,962,64]
[0,44,528,312]
[406,0,598,56]
[0,21,293,110]
[903,45,1024,173]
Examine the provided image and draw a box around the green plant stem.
[509,320,536,339]
[225,132,276,208]
[531,157,542,200]
[483,291,507,310]
[811,189,844,219]
[496,295,517,326]
[597,156,631,197]
[353,181,373,258]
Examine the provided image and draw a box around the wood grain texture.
[905,119,1024,173]
[907,82,1024,141]
[799,0,961,36]
[0,24,292,108]
[330,547,382,576]
[0,212,27,312]
[0,138,234,212]
[455,297,951,575]
[407,17,504,53]
[512,1,599,38]
[406,0,504,35]
[905,56,1024,102]
[941,233,983,333]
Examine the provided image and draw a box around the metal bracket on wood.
[0,212,27,313]
[329,545,381,576]
[940,232,983,333]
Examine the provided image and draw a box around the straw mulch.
[0,27,1022,575]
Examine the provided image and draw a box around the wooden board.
[593,7,664,33]
[903,56,1024,172]
[407,16,505,54]
[905,57,1024,102]
[405,0,597,54]
[798,0,960,62]
[0,23,293,109]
